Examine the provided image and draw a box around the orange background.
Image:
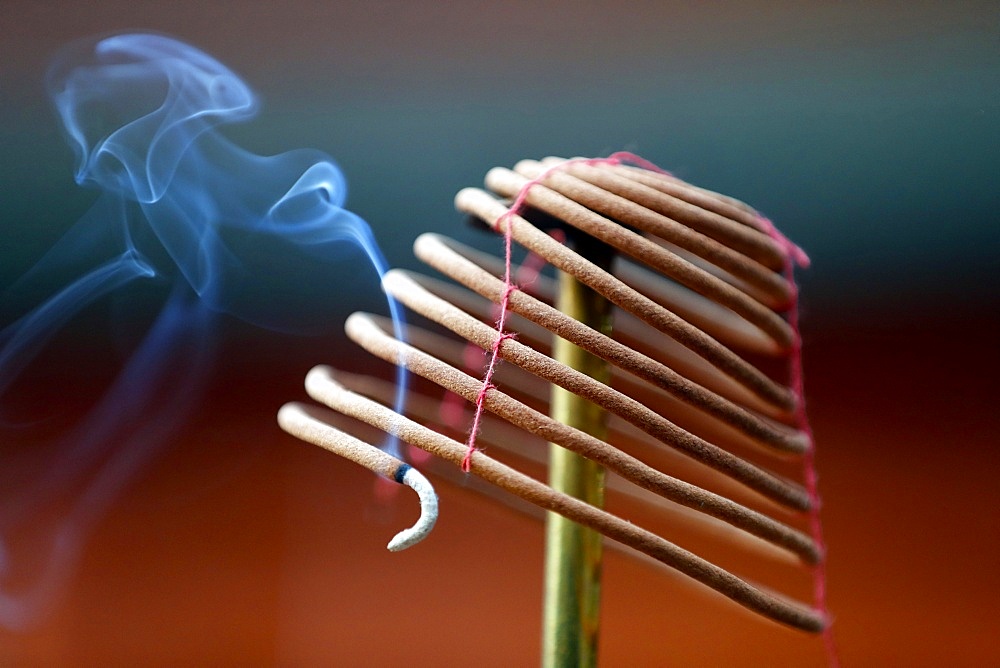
[5,311,997,666]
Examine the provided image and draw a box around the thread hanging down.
[758,215,839,666]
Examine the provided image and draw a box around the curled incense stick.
[277,401,438,551]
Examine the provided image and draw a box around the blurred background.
[1,1,997,665]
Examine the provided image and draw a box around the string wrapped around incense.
[277,155,831,635]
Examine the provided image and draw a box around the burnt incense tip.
[393,463,412,484]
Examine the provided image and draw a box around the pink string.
[440,235,556,441]
[460,153,642,471]
[461,153,837,664]
[460,224,518,471]
[756,216,839,666]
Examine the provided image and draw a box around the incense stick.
[277,402,438,551]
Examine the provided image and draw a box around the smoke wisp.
[0,32,405,630]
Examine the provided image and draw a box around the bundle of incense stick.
[277,155,830,651]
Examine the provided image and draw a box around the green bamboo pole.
[543,249,613,667]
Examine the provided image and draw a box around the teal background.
[3,2,997,321]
